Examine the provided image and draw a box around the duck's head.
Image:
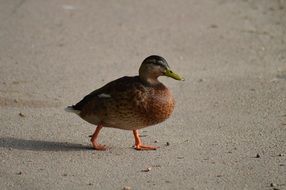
[139,55,184,85]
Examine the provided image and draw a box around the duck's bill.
[164,69,185,81]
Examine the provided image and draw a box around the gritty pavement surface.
[0,0,285,189]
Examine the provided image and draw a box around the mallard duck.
[65,55,184,150]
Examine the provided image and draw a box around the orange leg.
[133,130,158,151]
[90,124,107,151]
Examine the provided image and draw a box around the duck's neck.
[139,75,161,86]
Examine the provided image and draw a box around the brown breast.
[144,84,175,126]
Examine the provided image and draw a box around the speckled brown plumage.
[66,55,183,150]
[73,76,174,130]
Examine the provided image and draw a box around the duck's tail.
[64,106,80,115]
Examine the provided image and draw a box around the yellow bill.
[164,69,185,81]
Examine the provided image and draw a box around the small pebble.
[278,153,284,157]
[166,142,170,146]
[141,167,152,172]
[210,24,218,28]
[62,173,68,177]
[154,140,159,143]
[62,5,76,10]
[270,183,277,187]
[255,154,260,158]
[122,186,131,190]
[19,112,25,117]
[273,188,280,190]
[16,172,22,175]
[88,183,93,186]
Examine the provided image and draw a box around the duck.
[65,55,184,151]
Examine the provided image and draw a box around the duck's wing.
[72,76,140,111]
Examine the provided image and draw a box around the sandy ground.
[0,0,285,189]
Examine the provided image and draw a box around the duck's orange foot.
[92,143,107,151]
[134,144,158,151]
[90,124,107,151]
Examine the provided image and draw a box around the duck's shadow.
[0,137,90,151]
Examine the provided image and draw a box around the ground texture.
[0,0,285,189]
